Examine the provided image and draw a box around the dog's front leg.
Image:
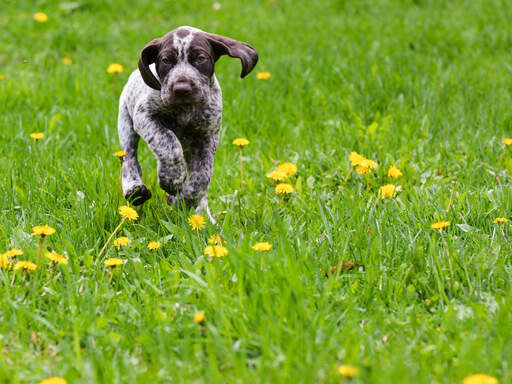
[133,111,187,198]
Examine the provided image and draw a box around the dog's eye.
[161,57,173,65]
[195,55,207,64]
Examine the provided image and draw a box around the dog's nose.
[173,82,193,97]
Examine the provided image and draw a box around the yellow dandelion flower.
[349,152,366,167]
[114,150,127,158]
[104,257,123,267]
[33,12,48,23]
[39,377,67,384]
[118,205,138,220]
[13,261,38,271]
[147,241,161,250]
[31,225,56,237]
[463,374,498,384]
[275,183,294,195]
[113,236,130,249]
[503,138,512,146]
[45,252,68,265]
[356,165,370,175]
[5,248,23,257]
[256,71,271,80]
[276,162,298,177]
[30,132,44,140]
[0,74,5,81]
[493,217,508,224]
[251,242,272,251]
[266,170,288,181]
[0,253,11,270]
[362,159,378,169]
[193,311,205,324]
[379,184,396,199]
[61,57,72,65]
[208,234,223,245]
[232,138,250,147]
[431,221,450,231]
[188,214,206,230]
[107,63,124,74]
[204,245,229,258]
[388,165,403,179]
[337,365,360,378]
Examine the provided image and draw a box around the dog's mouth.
[161,91,202,106]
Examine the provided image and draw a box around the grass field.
[1,0,512,383]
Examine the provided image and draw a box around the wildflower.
[256,71,271,80]
[32,225,55,237]
[45,252,68,265]
[107,63,124,74]
[463,374,498,384]
[503,138,512,146]
[349,152,365,167]
[0,74,4,80]
[232,138,250,147]
[188,214,206,230]
[30,132,44,141]
[118,205,138,220]
[5,248,23,257]
[114,150,127,158]
[39,378,67,384]
[379,184,396,199]
[13,261,38,271]
[252,242,272,251]
[147,241,161,250]
[276,162,297,177]
[0,253,10,270]
[266,170,288,181]
[33,12,48,23]
[337,365,360,378]
[275,183,294,195]
[493,217,508,224]
[208,234,223,245]
[204,245,229,257]
[193,311,205,324]
[104,258,123,267]
[113,237,130,249]
[61,58,72,65]
[431,221,450,231]
[388,165,403,179]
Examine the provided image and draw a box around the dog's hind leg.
[118,103,152,206]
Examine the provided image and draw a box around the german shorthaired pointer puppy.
[117,26,258,221]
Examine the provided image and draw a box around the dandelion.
[276,162,297,177]
[337,365,360,378]
[266,170,288,182]
[13,261,38,271]
[33,12,48,23]
[275,183,294,195]
[39,377,67,384]
[30,132,44,141]
[345,152,366,181]
[188,214,206,230]
[355,158,378,189]
[0,74,5,80]
[107,63,124,74]
[113,236,130,249]
[208,234,223,245]
[388,165,403,179]
[97,206,138,262]
[493,217,508,224]
[61,58,72,65]
[0,253,11,270]
[5,248,23,257]
[193,311,205,324]
[252,242,272,251]
[45,252,68,265]
[463,374,498,384]
[32,225,55,266]
[147,241,161,250]
[204,245,229,258]
[256,72,271,80]
[431,221,450,231]
[233,138,249,189]
[503,138,512,146]
[114,150,127,158]
[104,258,123,267]
[379,184,396,199]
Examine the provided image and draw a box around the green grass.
[1,0,512,382]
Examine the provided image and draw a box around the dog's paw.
[125,185,152,206]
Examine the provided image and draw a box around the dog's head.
[138,26,258,106]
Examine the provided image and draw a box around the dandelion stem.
[97,217,126,263]
[343,167,353,183]
[37,236,45,266]
[118,165,123,207]
[239,148,244,190]
[10,271,16,286]
[446,179,456,212]
[366,174,370,191]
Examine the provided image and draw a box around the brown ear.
[205,33,258,78]
[138,38,161,90]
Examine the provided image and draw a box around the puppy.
[117,26,258,221]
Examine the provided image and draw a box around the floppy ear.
[138,38,162,90]
[205,33,258,78]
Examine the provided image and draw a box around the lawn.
[1,0,512,383]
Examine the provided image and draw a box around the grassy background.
[1,0,512,382]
